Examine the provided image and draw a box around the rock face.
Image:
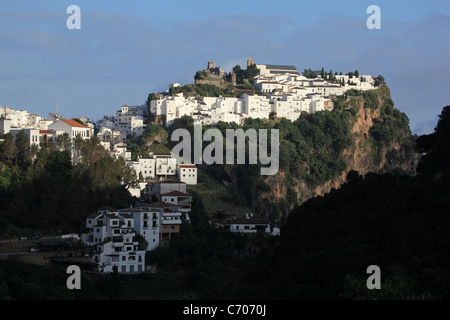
[245,87,420,219]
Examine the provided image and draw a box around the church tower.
[247,57,255,67]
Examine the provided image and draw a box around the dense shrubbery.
[276,111,353,187]
[0,136,136,236]
[235,105,450,299]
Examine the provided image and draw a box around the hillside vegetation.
[0,136,136,237]
[236,105,450,299]
[1,105,448,300]
[145,83,418,222]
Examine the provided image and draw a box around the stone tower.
[208,61,216,70]
[247,57,255,67]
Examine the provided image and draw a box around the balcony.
[112,236,123,243]
[162,219,182,225]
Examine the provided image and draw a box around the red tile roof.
[61,118,89,128]
[179,164,196,168]
[147,201,180,208]
[161,190,189,197]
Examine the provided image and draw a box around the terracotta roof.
[179,164,196,168]
[61,118,89,128]
[161,190,189,197]
[147,201,180,208]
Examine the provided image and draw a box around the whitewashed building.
[177,164,198,185]
[227,215,271,234]
[127,157,156,179]
[9,128,41,147]
[48,118,92,140]
[155,153,177,176]
[114,105,146,139]
[118,207,161,251]
[145,179,187,202]
[82,209,146,273]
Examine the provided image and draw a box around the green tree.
[246,64,260,80]
[14,130,31,168]
[56,132,71,152]
[0,133,15,163]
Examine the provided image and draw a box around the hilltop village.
[0,58,379,273]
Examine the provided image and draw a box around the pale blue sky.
[1,0,449,134]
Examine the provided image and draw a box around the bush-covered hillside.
[236,105,450,299]
[0,136,136,237]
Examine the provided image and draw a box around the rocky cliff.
[221,84,420,221]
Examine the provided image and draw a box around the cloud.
[413,116,439,135]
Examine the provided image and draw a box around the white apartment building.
[0,107,29,129]
[108,143,132,161]
[114,105,146,139]
[38,118,54,130]
[255,64,300,77]
[177,164,198,185]
[96,116,115,130]
[26,114,42,128]
[145,179,187,202]
[118,207,161,251]
[97,127,123,149]
[9,128,41,147]
[82,209,146,273]
[120,201,189,249]
[161,190,191,209]
[242,94,271,120]
[155,153,177,176]
[147,201,185,247]
[0,117,12,134]
[128,157,156,179]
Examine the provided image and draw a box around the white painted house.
[145,179,187,202]
[48,118,92,140]
[82,208,146,273]
[155,153,177,176]
[127,157,156,179]
[118,207,161,251]
[177,164,197,185]
[228,215,271,234]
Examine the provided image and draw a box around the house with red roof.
[48,118,92,140]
